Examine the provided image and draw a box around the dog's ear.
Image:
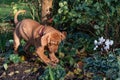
[61,31,67,40]
[41,34,50,46]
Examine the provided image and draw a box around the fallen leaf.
[3,63,8,70]
[24,69,31,73]
[33,68,38,72]
[0,72,6,78]
[74,68,82,75]
[65,71,75,79]
[8,72,14,76]
[85,72,94,78]
[77,61,84,69]
[21,56,26,61]
[15,71,19,74]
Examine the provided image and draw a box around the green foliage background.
[53,0,120,43]
[0,0,120,80]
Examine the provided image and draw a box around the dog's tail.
[14,10,26,24]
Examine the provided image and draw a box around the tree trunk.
[41,0,53,25]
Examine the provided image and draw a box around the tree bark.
[41,0,53,25]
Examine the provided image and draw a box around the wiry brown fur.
[13,10,66,65]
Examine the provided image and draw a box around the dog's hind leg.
[13,31,20,54]
[24,41,31,53]
[24,41,34,56]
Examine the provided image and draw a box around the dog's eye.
[48,43,51,46]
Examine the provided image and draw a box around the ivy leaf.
[9,54,21,63]
[104,0,111,6]
[110,6,116,15]
[59,2,64,7]
[58,9,63,14]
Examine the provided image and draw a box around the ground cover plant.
[0,0,120,80]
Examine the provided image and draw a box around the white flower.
[98,37,105,45]
[109,40,114,45]
[104,45,110,51]
[94,45,98,50]
[93,37,114,52]
[105,39,114,46]
[94,40,98,45]
[105,39,110,46]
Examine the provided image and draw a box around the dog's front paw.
[44,60,56,66]
[50,57,59,64]
[47,61,57,66]
[49,53,59,64]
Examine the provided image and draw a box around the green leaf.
[39,65,66,80]
[59,2,64,7]
[94,2,100,10]
[63,1,67,5]
[104,0,111,6]
[110,6,116,15]
[3,63,8,70]
[58,9,63,14]
[9,54,21,63]
[9,39,14,44]
[49,66,54,80]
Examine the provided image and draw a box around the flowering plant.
[94,37,114,53]
[83,37,120,79]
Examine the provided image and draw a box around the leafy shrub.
[0,0,18,4]
[0,25,13,52]
[3,39,25,65]
[38,65,66,80]
[84,37,120,79]
[58,31,94,56]
[84,52,119,79]
[53,0,120,44]
[9,54,21,64]
[27,0,41,22]
[3,53,23,70]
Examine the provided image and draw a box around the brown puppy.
[13,10,66,65]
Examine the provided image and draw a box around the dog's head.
[41,31,66,53]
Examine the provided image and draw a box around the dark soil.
[0,56,45,80]
[0,23,46,80]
